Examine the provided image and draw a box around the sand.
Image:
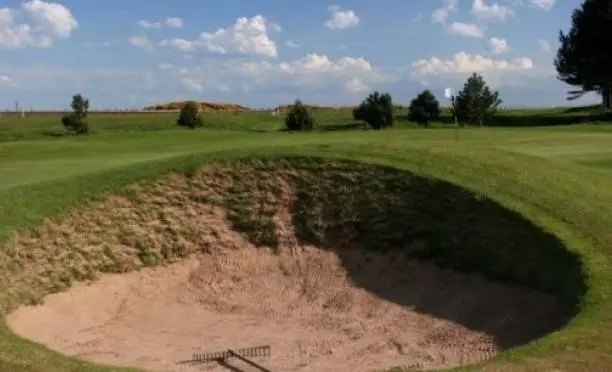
[7,245,568,372]
[4,165,571,371]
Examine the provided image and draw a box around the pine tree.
[554,0,612,108]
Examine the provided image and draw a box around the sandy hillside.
[5,161,571,372]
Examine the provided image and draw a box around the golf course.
[2,0,612,369]
[0,106,611,371]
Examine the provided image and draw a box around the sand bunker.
[7,246,567,372]
[5,158,573,372]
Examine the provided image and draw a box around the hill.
[144,101,250,111]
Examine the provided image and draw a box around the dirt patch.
[4,158,574,371]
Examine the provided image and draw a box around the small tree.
[454,73,501,126]
[408,90,441,127]
[177,101,203,129]
[352,91,394,130]
[284,99,315,131]
[61,94,89,134]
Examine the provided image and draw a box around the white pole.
[445,88,458,142]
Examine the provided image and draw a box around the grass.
[0,104,611,143]
[0,107,612,370]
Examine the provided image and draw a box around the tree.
[61,94,89,134]
[352,91,394,130]
[284,99,315,131]
[554,0,612,109]
[408,90,441,127]
[454,73,501,127]
[177,101,203,129]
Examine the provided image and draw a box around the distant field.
[0,105,610,143]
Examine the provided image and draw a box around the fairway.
[0,111,612,371]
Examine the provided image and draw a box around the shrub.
[408,90,441,127]
[61,94,89,134]
[284,99,315,131]
[353,91,394,130]
[177,101,203,129]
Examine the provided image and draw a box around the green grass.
[1,109,612,370]
[1,104,610,143]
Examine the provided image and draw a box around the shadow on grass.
[435,110,612,127]
[317,122,370,132]
[215,157,585,352]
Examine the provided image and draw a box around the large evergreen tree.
[454,73,501,127]
[554,0,612,109]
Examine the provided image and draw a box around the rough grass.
[0,123,611,371]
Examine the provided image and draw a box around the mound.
[144,101,249,111]
[5,158,575,372]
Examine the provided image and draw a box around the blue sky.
[0,0,601,109]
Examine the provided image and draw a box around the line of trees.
[406,73,501,128]
[62,71,503,136]
[280,72,502,132]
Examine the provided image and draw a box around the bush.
[353,91,394,130]
[284,99,315,131]
[408,90,441,127]
[177,101,203,129]
[61,94,89,134]
[454,73,502,126]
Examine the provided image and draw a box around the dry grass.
[144,102,250,111]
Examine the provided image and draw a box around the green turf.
[0,104,610,143]
[1,110,612,371]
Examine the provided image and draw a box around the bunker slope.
[5,159,572,372]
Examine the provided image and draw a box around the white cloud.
[180,77,203,92]
[472,0,514,21]
[0,0,77,49]
[324,5,360,29]
[489,37,508,54]
[412,52,534,76]
[159,15,278,57]
[159,38,195,52]
[529,0,556,11]
[345,77,369,93]
[165,17,183,28]
[137,20,161,29]
[22,0,77,38]
[432,0,457,24]
[0,65,160,97]
[268,22,282,32]
[285,40,299,48]
[155,53,389,97]
[138,17,184,29]
[128,35,154,51]
[538,39,551,52]
[277,53,372,75]
[448,22,484,38]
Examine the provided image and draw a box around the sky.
[0,0,602,109]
